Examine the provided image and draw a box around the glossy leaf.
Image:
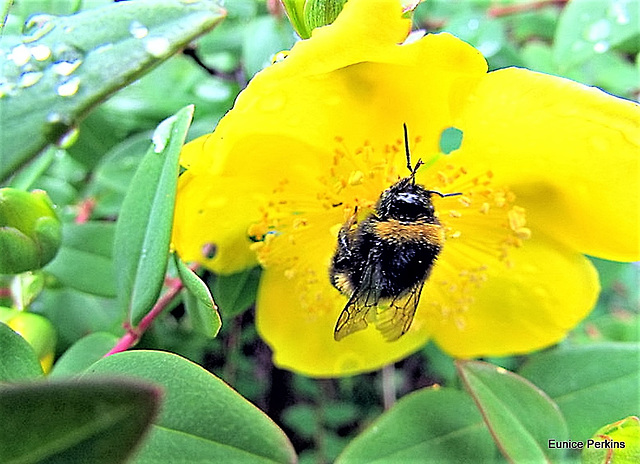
[456,360,568,463]
[174,253,222,338]
[212,266,261,317]
[0,378,160,464]
[0,321,43,381]
[50,332,119,378]
[336,387,496,463]
[0,0,226,181]
[114,105,193,324]
[84,350,296,464]
[518,343,640,442]
[29,287,120,350]
[45,222,117,297]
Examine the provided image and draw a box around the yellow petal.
[455,68,640,261]
[173,0,487,273]
[173,135,328,273]
[256,264,432,377]
[429,232,599,357]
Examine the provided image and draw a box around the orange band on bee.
[373,219,445,245]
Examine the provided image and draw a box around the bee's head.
[377,124,461,221]
[377,180,435,221]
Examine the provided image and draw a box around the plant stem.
[487,0,567,17]
[104,276,183,356]
[381,364,397,410]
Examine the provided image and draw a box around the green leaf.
[0,378,160,464]
[45,221,117,297]
[84,350,297,464]
[0,321,43,381]
[0,0,226,181]
[456,360,568,464]
[50,332,119,378]
[113,105,193,324]
[174,253,222,338]
[553,0,639,71]
[29,287,120,351]
[336,387,496,463]
[212,266,261,318]
[6,146,56,190]
[518,343,640,443]
[242,15,296,78]
[87,130,153,217]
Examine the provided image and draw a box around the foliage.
[0,1,638,463]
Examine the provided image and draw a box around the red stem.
[75,197,96,224]
[104,277,183,356]
[487,0,568,17]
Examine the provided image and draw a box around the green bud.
[582,416,640,464]
[5,311,57,373]
[281,0,347,39]
[0,188,62,274]
[0,305,18,323]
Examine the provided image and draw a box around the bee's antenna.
[403,123,423,184]
[427,190,463,198]
[403,123,412,173]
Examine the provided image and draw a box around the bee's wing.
[333,262,381,341]
[374,280,425,341]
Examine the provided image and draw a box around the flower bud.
[0,188,62,274]
[582,416,640,464]
[281,0,347,39]
[280,0,422,39]
[2,308,57,373]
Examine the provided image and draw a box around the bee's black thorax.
[330,177,444,300]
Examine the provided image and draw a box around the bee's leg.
[336,207,358,254]
[330,208,359,293]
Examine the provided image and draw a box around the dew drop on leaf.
[144,37,171,58]
[129,20,149,39]
[57,76,80,97]
[151,115,178,153]
[18,71,43,88]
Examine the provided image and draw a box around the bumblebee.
[330,125,460,341]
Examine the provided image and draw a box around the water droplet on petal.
[18,71,43,88]
[22,14,56,42]
[57,76,80,96]
[585,18,611,42]
[30,44,51,61]
[144,37,171,58]
[151,115,177,153]
[129,20,149,39]
[8,44,31,67]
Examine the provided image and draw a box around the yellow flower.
[173,0,640,376]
